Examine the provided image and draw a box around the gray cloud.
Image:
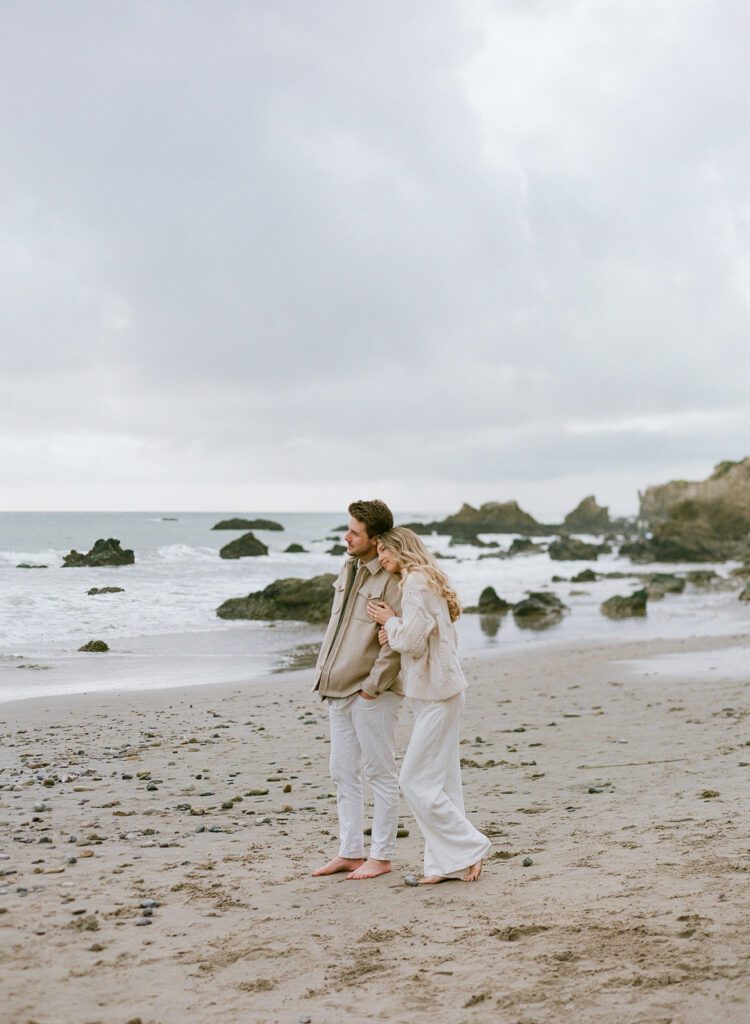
[2,0,749,513]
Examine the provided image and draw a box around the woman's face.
[377,543,401,574]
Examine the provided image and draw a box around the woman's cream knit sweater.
[384,570,467,701]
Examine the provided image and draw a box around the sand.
[1,631,749,1024]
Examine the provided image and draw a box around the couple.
[312,499,490,885]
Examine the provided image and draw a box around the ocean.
[1,511,747,703]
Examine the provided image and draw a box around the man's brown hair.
[348,499,394,539]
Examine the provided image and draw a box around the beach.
[2,631,749,1024]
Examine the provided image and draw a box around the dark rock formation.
[216,574,337,623]
[448,536,500,548]
[739,585,750,602]
[284,543,307,553]
[644,573,685,599]
[512,592,568,629]
[63,539,134,567]
[464,586,513,614]
[563,496,610,532]
[87,586,125,595]
[79,640,109,652]
[601,590,648,619]
[508,537,543,555]
[548,537,609,561]
[327,544,347,556]
[571,568,598,583]
[17,563,48,569]
[219,532,269,559]
[212,518,284,531]
[442,501,543,534]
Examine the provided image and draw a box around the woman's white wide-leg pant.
[399,691,491,878]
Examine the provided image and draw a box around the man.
[312,499,403,880]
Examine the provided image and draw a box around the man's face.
[344,517,377,560]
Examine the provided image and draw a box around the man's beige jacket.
[313,557,403,699]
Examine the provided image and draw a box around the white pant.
[400,691,491,877]
[328,691,401,861]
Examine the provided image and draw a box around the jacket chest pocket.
[352,582,386,621]
[331,580,346,615]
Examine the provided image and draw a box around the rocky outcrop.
[644,573,685,599]
[630,459,750,562]
[512,592,568,629]
[548,537,610,561]
[563,496,610,532]
[217,574,336,623]
[464,587,513,614]
[63,539,134,567]
[327,544,347,556]
[601,590,648,619]
[284,543,307,553]
[441,501,543,535]
[78,640,109,652]
[739,585,750,602]
[219,532,269,559]
[640,459,750,524]
[212,518,284,531]
[87,586,125,595]
[400,500,546,539]
[571,568,598,583]
[17,563,48,569]
[508,537,544,555]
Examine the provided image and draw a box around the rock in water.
[739,585,750,602]
[601,590,648,619]
[63,538,134,567]
[284,543,307,553]
[644,573,685,599]
[327,544,347,556]
[571,568,598,583]
[217,574,336,623]
[79,640,110,652]
[548,537,609,561]
[512,592,568,629]
[88,586,125,595]
[563,496,611,532]
[218,532,269,559]
[212,518,284,530]
[464,586,513,614]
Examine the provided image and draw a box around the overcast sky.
[2,0,749,517]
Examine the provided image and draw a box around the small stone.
[33,802,48,813]
[283,784,292,793]
[403,874,419,886]
[255,816,272,826]
[522,856,533,867]
[140,899,160,908]
[146,784,158,792]
[141,907,153,917]
[66,856,77,865]
[299,1017,312,1024]
[588,786,604,794]
[134,918,152,926]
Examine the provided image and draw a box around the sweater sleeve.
[384,573,435,657]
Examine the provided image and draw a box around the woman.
[367,527,491,884]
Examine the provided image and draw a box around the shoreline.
[2,631,750,1022]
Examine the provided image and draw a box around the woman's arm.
[381,574,435,658]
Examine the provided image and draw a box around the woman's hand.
[377,626,388,647]
[359,690,377,700]
[367,599,395,625]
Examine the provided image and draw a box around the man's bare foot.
[463,859,483,882]
[418,874,457,885]
[345,858,392,880]
[311,856,364,877]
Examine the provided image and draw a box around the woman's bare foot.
[311,856,364,876]
[345,858,392,880]
[463,859,483,882]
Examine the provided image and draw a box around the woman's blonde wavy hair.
[377,527,461,622]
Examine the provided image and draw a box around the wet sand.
[2,632,749,1024]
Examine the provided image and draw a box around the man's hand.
[359,690,377,700]
[377,626,388,647]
